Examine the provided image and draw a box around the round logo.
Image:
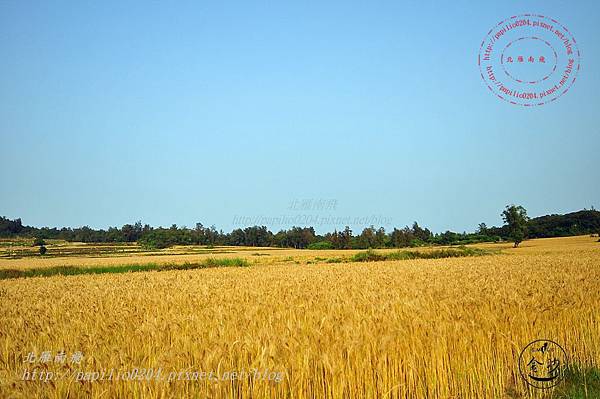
[478,14,580,106]
[518,339,568,389]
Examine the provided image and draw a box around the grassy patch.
[0,240,30,247]
[350,250,388,262]
[203,258,249,268]
[0,257,249,280]
[350,246,494,263]
[309,256,344,264]
[552,367,600,398]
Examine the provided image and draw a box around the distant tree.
[411,222,432,242]
[502,205,529,247]
[358,226,376,248]
[375,227,388,248]
[477,223,488,235]
[279,226,314,248]
[138,229,172,249]
[241,226,272,247]
[7,206,600,248]
[338,226,353,249]
[390,227,413,248]
[33,236,47,255]
[326,229,340,249]
[229,228,245,246]
[0,216,24,237]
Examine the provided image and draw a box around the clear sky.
[1,0,599,234]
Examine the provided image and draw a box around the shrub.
[409,239,426,247]
[138,230,172,249]
[350,250,387,262]
[308,241,334,250]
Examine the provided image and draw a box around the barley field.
[0,235,599,398]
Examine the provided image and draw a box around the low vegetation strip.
[349,247,494,263]
[554,367,600,398]
[0,258,249,280]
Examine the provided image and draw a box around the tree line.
[1,207,598,249]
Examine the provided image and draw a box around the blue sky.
[1,0,599,234]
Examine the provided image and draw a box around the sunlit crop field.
[0,236,599,398]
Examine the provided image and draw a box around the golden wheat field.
[0,235,599,398]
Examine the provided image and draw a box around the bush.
[308,241,333,250]
[138,230,172,249]
[409,239,426,247]
[33,237,46,247]
[350,250,387,262]
[39,245,47,255]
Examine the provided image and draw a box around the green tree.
[502,205,529,247]
[358,226,376,248]
[375,227,388,248]
[477,223,488,235]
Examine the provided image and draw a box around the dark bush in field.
[308,241,334,250]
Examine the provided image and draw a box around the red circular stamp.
[478,14,580,106]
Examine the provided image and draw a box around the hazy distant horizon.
[2,205,597,236]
